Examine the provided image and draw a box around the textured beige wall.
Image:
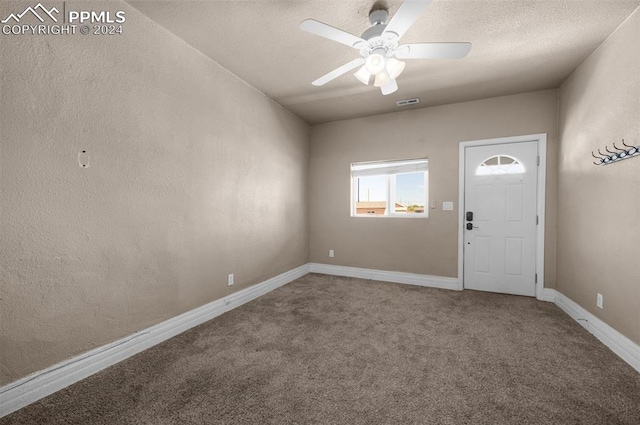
[0,1,309,385]
[557,8,640,345]
[310,90,558,281]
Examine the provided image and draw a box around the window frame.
[350,158,429,218]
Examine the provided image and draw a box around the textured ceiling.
[127,0,640,124]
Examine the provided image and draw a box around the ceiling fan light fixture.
[365,53,386,75]
[381,79,398,95]
[386,58,406,79]
[373,69,391,87]
[354,65,372,85]
[300,0,472,97]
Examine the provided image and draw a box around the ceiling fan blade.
[312,58,366,86]
[300,19,366,49]
[383,0,433,40]
[395,42,472,59]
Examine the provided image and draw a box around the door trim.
[457,134,547,299]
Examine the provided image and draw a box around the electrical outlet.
[329,249,334,258]
[227,274,234,286]
[596,293,603,309]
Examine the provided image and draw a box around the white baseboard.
[3,264,638,419]
[309,263,461,291]
[549,289,640,374]
[539,288,557,303]
[310,265,640,374]
[0,263,310,419]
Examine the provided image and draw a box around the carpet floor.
[2,273,640,424]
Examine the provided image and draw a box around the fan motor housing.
[368,9,388,25]
[361,24,386,41]
[359,8,398,57]
[359,32,399,57]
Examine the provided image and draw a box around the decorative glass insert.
[476,155,525,176]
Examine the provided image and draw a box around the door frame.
[457,133,547,299]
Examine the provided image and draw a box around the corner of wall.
[554,6,640,346]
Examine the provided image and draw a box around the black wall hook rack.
[592,139,639,165]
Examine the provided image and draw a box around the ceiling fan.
[300,0,471,95]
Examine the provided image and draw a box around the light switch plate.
[442,202,454,211]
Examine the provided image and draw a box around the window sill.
[351,214,429,219]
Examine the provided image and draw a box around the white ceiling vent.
[396,98,420,107]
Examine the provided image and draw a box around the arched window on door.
[476,155,525,176]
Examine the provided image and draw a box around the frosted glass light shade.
[386,58,406,79]
[354,65,372,85]
[374,70,391,87]
[365,53,386,75]
[381,79,398,95]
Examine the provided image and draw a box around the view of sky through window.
[395,172,425,206]
[356,175,386,202]
[357,172,424,206]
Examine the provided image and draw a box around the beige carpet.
[2,273,639,424]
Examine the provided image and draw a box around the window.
[351,158,428,217]
[476,155,525,176]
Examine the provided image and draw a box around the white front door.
[463,141,538,296]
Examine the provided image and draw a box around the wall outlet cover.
[227,274,234,286]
